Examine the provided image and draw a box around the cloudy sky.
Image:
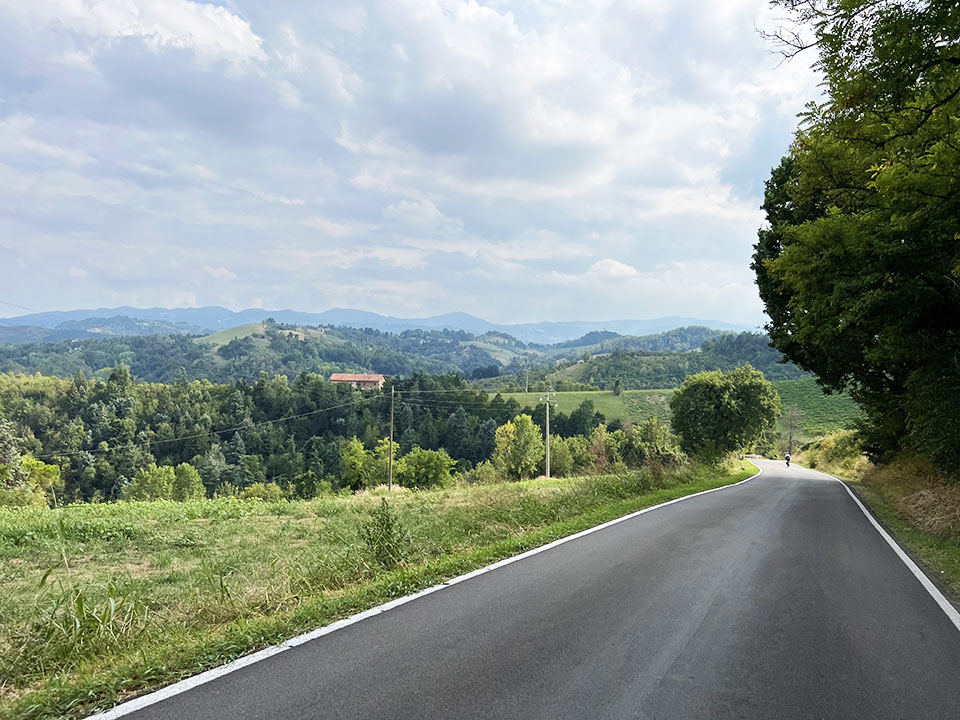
[0,0,818,325]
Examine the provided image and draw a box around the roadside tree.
[493,414,545,480]
[670,366,781,464]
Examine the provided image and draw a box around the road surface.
[110,461,960,719]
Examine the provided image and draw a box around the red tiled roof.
[329,373,385,382]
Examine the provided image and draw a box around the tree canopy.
[670,366,781,462]
[755,0,960,473]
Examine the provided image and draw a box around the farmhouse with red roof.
[329,373,385,390]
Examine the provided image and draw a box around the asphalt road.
[115,461,960,720]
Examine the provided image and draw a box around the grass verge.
[851,483,960,600]
[795,444,960,603]
[840,457,960,603]
[0,463,755,720]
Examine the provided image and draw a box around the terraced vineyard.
[774,378,860,435]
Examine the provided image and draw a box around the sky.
[0,0,819,326]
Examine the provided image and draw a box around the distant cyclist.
[785,452,791,467]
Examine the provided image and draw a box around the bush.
[214,482,239,498]
[493,414,545,480]
[547,436,575,477]
[463,460,501,485]
[360,498,409,569]
[121,464,175,501]
[632,418,686,470]
[240,482,285,502]
[798,430,865,473]
[172,463,206,501]
[0,485,48,507]
[397,447,455,489]
[588,425,620,472]
[565,435,594,472]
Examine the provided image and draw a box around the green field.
[500,377,857,434]
[463,340,538,366]
[496,389,671,424]
[195,323,266,347]
[0,465,751,719]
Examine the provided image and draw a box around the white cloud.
[589,258,640,279]
[301,217,359,237]
[203,265,238,281]
[0,115,94,167]
[10,0,267,65]
[383,199,444,225]
[0,0,820,324]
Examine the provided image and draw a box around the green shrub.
[360,498,409,569]
[240,482,285,502]
[632,418,686,470]
[214,482,239,498]
[493,414,545,480]
[797,430,868,475]
[565,435,594,472]
[121,464,175,501]
[397,447,455,489]
[547,436,575,477]
[463,460,500,485]
[172,463,206,501]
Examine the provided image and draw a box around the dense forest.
[0,369,617,502]
[536,326,733,359]
[0,322,498,383]
[0,321,798,390]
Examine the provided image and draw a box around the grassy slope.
[194,323,265,348]
[500,378,854,433]
[463,340,533,365]
[497,389,674,424]
[0,464,754,719]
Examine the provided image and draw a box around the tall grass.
[0,464,751,719]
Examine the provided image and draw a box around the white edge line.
[87,464,764,719]
[824,471,960,632]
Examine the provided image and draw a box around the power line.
[0,300,46,315]
[37,396,376,460]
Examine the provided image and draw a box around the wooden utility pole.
[388,385,395,490]
[545,389,550,479]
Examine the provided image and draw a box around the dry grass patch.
[862,456,960,538]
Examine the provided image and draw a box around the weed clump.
[360,498,409,570]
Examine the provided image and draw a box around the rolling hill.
[1,306,754,344]
[0,315,204,344]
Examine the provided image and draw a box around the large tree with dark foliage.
[754,0,960,473]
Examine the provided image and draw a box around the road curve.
[110,461,960,720]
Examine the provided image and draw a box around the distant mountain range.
[0,306,756,345]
